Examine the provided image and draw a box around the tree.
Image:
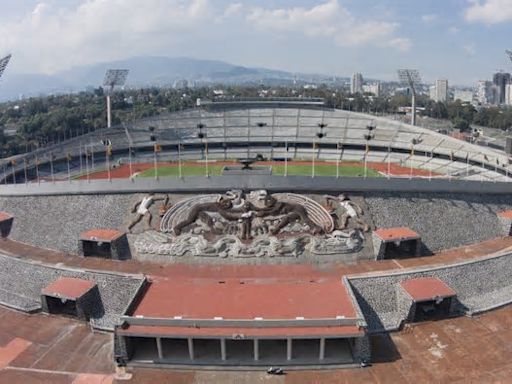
[452,117,471,132]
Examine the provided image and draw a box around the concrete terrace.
[0,301,510,383]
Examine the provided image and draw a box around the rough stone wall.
[353,336,371,363]
[1,191,511,259]
[348,252,512,332]
[395,285,413,323]
[111,235,131,260]
[76,285,103,321]
[497,216,512,237]
[114,333,133,363]
[0,194,141,254]
[371,234,385,260]
[0,253,145,331]
[364,192,512,253]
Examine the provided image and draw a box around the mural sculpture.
[127,193,168,233]
[132,190,369,258]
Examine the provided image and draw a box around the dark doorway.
[383,239,419,259]
[82,240,112,258]
[414,298,452,322]
[226,339,253,361]
[45,296,78,317]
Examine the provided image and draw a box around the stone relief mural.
[131,190,369,258]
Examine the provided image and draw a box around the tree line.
[0,84,511,158]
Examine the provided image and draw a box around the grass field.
[137,163,382,178]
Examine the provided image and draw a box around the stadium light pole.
[505,49,512,66]
[285,141,288,177]
[197,123,208,177]
[0,54,12,82]
[505,50,512,179]
[397,69,421,126]
[103,69,129,129]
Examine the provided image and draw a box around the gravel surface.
[348,252,512,332]
[0,194,141,254]
[0,253,145,330]
[364,192,512,253]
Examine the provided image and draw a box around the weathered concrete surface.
[0,304,511,383]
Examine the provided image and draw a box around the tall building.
[476,80,492,104]
[492,72,511,104]
[429,85,437,100]
[435,79,449,102]
[351,73,363,94]
[505,84,512,106]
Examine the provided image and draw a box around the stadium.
[0,97,511,382]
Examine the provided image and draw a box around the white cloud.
[386,38,413,52]
[465,0,512,24]
[0,0,216,74]
[463,43,476,56]
[246,0,411,51]
[421,14,438,24]
[224,2,243,17]
[0,0,411,75]
[448,26,460,33]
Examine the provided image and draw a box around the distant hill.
[0,56,342,101]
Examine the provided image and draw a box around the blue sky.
[1,0,512,85]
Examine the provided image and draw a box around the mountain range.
[0,56,344,101]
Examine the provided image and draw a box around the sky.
[1,0,512,85]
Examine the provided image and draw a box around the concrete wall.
[0,176,511,197]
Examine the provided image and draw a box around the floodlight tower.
[397,69,421,126]
[506,49,512,64]
[0,54,12,83]
[103,69,129,128]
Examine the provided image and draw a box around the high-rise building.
[505,84,512,106]
[435,79,449,102]
[351,73,363,94]
[492,72,511,104]
[476,80,492,104]
[429,85,437,100]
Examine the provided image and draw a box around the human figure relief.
[255,192,324,235]
[324,194,369,232]
[128,193,167,233]
[158,195,172,218]
[173,196,241,236]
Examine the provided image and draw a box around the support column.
[287,338,292,361]
[187,338,194,360]
[253,339,259,361]
[319,337,325,360]
[156,337,163,360]
[220,338,227,361]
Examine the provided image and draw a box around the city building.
[434,79,449,102]
[173,79,189,89]
[453,89,474,103]
[362,83,381,97]
[505,83,512,106]
[351,73,363,94]
[476,80,493,104]
[429,85,437,101]
[492,72,511,104]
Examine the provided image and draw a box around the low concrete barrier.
[0,175,511,196]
